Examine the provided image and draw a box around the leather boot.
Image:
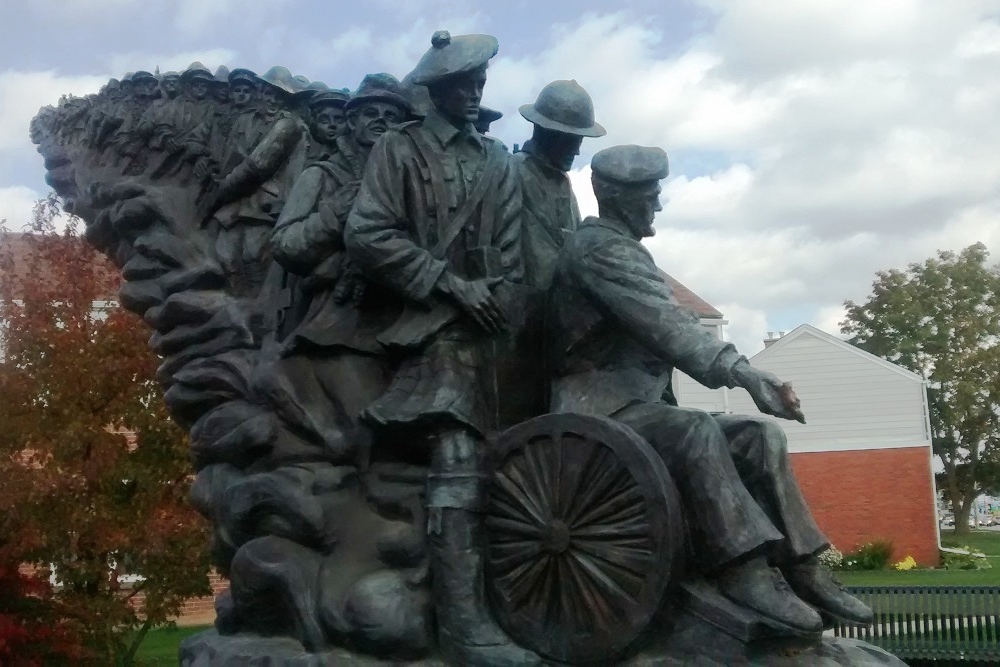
[716,556,823,634]
[427,430,540,666]
[785,557,874,627]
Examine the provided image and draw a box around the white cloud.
[104,49,238,77]
[0,70,108,154]
[503,6,1000,347]
[811,305,848,338]
[0,186,42,230]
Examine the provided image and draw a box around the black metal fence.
[833,586,1000,664]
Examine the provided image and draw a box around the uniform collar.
[581,215,634,238]
[424,108,484,150]
[521,139,565,175]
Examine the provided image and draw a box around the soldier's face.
[350,101,404,147]
[136,79,158,98]
[213,84,230,103]
[231,82,255,107]
[433,66,487,125]
[313,106,347,144]
[161,77,180,98]
[261,88,283,114]
[189,80,210,100]
[623,183,663,238]
[537,129,584,172]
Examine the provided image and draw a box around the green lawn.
[837,529,1000,587]
[134,625,210,666]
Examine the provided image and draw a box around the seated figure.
[546,144,873,633]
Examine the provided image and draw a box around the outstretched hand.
[736,363,806,423]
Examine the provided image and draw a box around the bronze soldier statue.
[303,86,349,160]
[262,73,412,466]
[345,32,538,665]
[205,66,311,295]
[516,79,605,288]
[547,144,874,634]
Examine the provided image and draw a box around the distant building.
[722,324,939,566]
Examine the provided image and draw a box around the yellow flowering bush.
[893,555,918,571]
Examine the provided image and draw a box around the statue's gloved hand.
[332,259,365,306]
[438,273,507,334]
[301,254,345,292]
[733,361,806,423]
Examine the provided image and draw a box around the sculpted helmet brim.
[519,103,607,138]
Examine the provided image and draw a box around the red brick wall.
[171,571,227,626]
[790,446,940,566]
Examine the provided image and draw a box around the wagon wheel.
[485,413,684,664]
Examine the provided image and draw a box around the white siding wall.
[725,329,931,453]
[675,320,730,413]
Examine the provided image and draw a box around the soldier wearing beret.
[344,32,537,665]
[548,144,874,634]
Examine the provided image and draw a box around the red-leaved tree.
[0,197,212,665]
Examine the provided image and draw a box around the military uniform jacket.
[513,141,581,288]
[549,216,744,416]
[345,109,523,349]
[272,136,395,355]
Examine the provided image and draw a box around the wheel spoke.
[485,515,543,540]
[566,448,622,525]
[564,549,613,629]
[493,468,546,525]
[497,552,551,610]
[570,549,636,610]
[572,515,649,540]
[523,441,553,519]
[489,541,544,575]
[571,484,646,530]
[571,540,651,585]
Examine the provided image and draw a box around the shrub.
[817,546,844,569]
[893,555,918,571]
[842,540,894,571]
[941,547,992,570]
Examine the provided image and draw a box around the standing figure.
[144,62,218,180]
[547,145,874,633]
[205,66,311,296]
[515,80,604,289]
[304,86,350,161]
[496,80,608,424]
[265,73,412,464]
[110,70,159,171]
[344,32,537,665]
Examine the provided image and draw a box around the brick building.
[699,324,939,566]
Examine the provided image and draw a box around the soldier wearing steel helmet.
[548,144,875,635]
[264,73,412,471]
[516,79,605,289]
[344,31,539,666]
[204,65,311,295]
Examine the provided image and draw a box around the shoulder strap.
[433,140,507,257]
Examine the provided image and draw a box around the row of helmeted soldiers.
[31,61,512,295]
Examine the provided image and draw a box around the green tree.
[0,198,212,664]
[842,243,1000,535]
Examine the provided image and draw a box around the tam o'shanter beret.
[591,145,669,185]
[408,30,499,86]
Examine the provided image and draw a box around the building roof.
[661,271,724,319]
[0,232,119,300]
[750,323,925,382]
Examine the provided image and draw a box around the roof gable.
[659,270,724,319]
[751,324,924,382]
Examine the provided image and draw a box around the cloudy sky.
[2,0,999,354]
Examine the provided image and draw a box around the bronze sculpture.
[26,28,903,667]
